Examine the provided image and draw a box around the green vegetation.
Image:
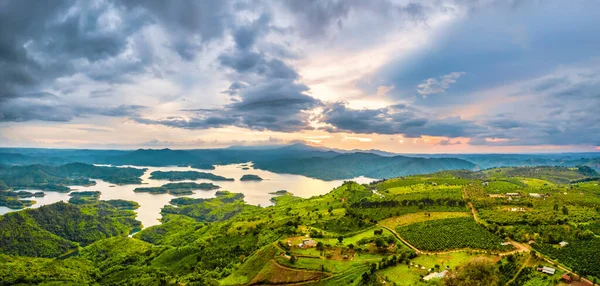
[0,201,141,257]
[0,190,42,209]
[68,190,101,204]
[240,174,263,181]
[149,170,233,181]
[1,164,599,285]
[397,217,513,251]
[134,182,220,195]
[0,163,145,192]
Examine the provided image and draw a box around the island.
[189,163,216,170]
[134,182,220,195]
[269,190,289,195]
[149,171,234,182]
[68,191,101,204]
[240,174,263,181]
[0,190,45,209]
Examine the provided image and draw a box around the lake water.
[0,163,375,227]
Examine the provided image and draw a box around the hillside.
[0,201,141,257]
[0,166,599,284]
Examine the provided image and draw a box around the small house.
[537,266,556,275]
[559,241,569,248]
[529,193,542,198]
[482,182,489,186]
[423,270,448,281]
[299,239,317,248]
[505,193,520,197]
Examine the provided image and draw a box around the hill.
[254,152,478,180]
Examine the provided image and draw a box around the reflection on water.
[0,163,375,228]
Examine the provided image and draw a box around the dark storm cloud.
[140,11,321,132]
[281,0,428,38]
[0,92,147,122]
[124,0,233,61]
[136,79,322,132]
[320,102,486,138]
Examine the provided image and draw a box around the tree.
[316,241,324,251]
[554,203,559,211]
[443,258,500,286]
[290,255,297,264]
[562,205,569,215]
[338,236,344,243]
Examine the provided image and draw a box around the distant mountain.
[253,152,478,180]
[410,153,600,170]
[2,145,599,180]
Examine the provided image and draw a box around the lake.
[0,163,375,227]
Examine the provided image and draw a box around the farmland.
[396,217,514,252]
[1,165,599,285]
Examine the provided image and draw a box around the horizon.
[1,142,600,156]
[1,1,600,153]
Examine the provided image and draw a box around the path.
[464,191,595,286]
[506,255,531,285]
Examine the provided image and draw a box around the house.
[559,241,569,247]
[529,193,542,198]
[482,182,489,186]
[423,270,448,281]
[561,274,572,283]
[537,266,556,275]
[505,193,520,197]
[298,239,317,249]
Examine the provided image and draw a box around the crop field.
[397,217,514,251]
[533,238,600,279]
[379,211,471,229]
[384,183,462,195]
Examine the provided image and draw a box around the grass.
[220,245,279,285]
[250,260,329,284]
[379,211,471,229]
[379,252,496,285]
[275,255,368,274]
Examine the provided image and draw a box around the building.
[482,182,489,186]
[559,241,569,247]
[537,266,556,275]
[505,193,520,197]
[423,270,448,281]
[298,239,317,249]
[561,274,572,283]
[529,193,542,198]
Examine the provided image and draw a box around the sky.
[1,0,599,153]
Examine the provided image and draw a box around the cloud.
[124,0,233,61]
[320,102,486,138]
[376,85,394,97]
[417,72,466,96]
[0,93,147,122]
